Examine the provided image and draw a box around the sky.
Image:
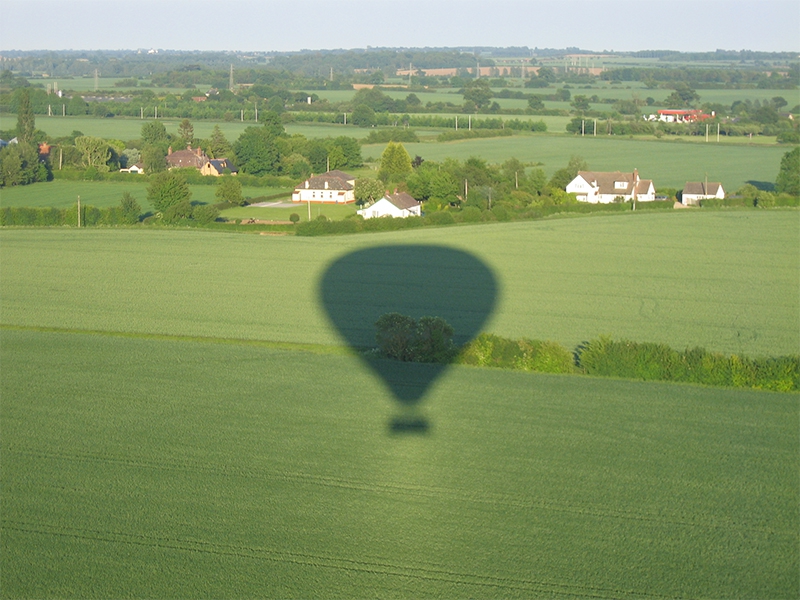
[1,0,798,53]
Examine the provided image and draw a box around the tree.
[16,88,35,144]
[74,136,111,172]
[463,79,493,109]
[147,171,191,213]
[178,119,194,147]
[374,313,455,363]
[326,145,346,170]
[775,147,800,195]
[378,142,412,182]
[234,124,281,176]
[215,176,244,205]
[208,125,232,159]
[570,95,591,112]
[528,96,544,110]
[141,121,168,146]
[120,192,141,224]
[354,178,386,206]
[665,83,700,108]
[141,145,166,173]
[547,156,587,191]
[351,104,376,127]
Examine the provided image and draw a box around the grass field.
[0,180,291,210]
[363,134,788,190]
[2,211,798,598]
[1,327,797,598]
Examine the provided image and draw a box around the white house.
[566,170,656,203]
[292,170,356,204]
[119,163,145,174]
[357,192,421,219]
[682,181,724,205]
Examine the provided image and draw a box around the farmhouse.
[200,158,238,176]
[357,192,421,219]
[166,145,208,169]
[566,170,656,203]
[292,170,356,204]
[682,181,724,205]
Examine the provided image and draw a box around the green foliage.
[191,204,220,225]
[289,212,300,224]
[0,142,49,187]
[374,312,456,363]
[208,124,233,159]
[577,336,799,391]
[120,192,141,224]
[234,124,282,176]
[351,104,376,127]
[147,171,192,213]
[354,178,385,206]
[378,141,412,182]
[437,129,513,142]
[462,79,493,109]
[457,333,575,374]
[15,88,35,144]
[215,176,244,206]
[361,129,419,144]
[775,147,800,196]
[140,121,168,146]
[74,136,112,172]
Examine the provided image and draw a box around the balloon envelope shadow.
[320,245,498,425]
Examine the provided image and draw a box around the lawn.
[1,327,797,598]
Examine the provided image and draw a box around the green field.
[0,180,292,210]
[2,212,798,597]
[2,327,797,598]
[364,135,788,189]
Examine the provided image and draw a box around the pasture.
[1,211,798,598]
[1,327,797,598]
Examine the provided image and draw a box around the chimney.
[196,147,202,157]
[168,146,172,155]
[324,181,328,189]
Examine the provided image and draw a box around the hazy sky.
[1,0,798,53]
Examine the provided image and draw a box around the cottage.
[357,192,421,219]
[200,158,238,176]
[682,181,724,205]
[292,170,356,204]
[119,163,145,174]
[566,170,656,204]
[166,145,208,169]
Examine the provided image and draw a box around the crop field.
[364,134,788,189]
[0,179,288,210]
[2,326,797,598]
[1,211,797,356]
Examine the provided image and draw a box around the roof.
[207,158,238,173]
[385,192,420,210]
[166,146,208,168]
[683,182,722,195]
[576,171,653,196]
[299,170,355,191]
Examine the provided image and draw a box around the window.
[614,181,627,189]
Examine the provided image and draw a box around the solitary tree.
[141,121,168,146]
[74,136,111,171]
[354,178,386,206]
[16,88,35,144]
[215,176,244,206]
[147,171,191,213]
[462,79,493,110]
[208,125,232,159]
[378,142,412,182]
[178,119,194,147]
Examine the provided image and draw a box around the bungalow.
[357,192,421,219]
[200,158,238,176]
[682,181,724,206]
[292,170,356,204]
[646,109,713,123]
[566,170,656,204]
[166,145,208,169]
[120,163,145,174]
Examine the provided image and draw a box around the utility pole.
[705,123,709,142]
[254,101,258,122]
[94,69,98,91]
[77,196,81,228]
[455,116,458,131]
[229,64,234,92]
[717,122,720,142]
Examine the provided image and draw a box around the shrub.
[425,211,455,226]
[289,213,300,224]
[192,204,220,225]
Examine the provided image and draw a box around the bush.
[192,204,220,224]
[456,333,575,374]
[374,313,456,363]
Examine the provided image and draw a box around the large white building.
[566,170,656,203]
[292,170,356,204]
[357,192,421,219]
